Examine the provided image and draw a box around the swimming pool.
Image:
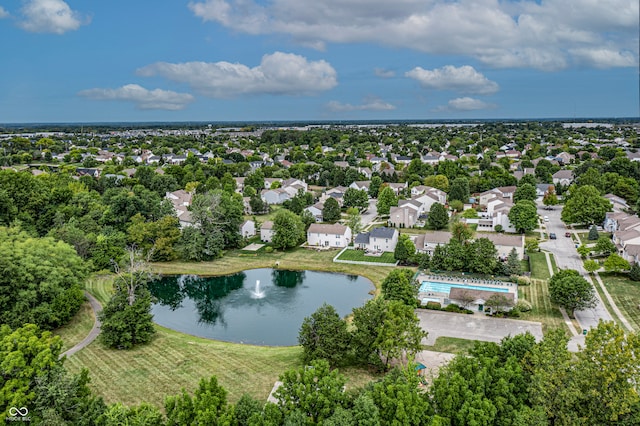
[419,281,510,294]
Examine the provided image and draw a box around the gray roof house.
[354,227,399,252]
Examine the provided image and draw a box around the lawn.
[54,300,95,352]
[424,337,479,354]
[335,249,397,264]
[528,252,551,281]
[518,278,567,333]
[65,250,394,407]
[549,253,558,274]
[598,272,640,332]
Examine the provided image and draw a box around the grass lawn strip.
[598,272,640,332]
[335,249,397,264]
[54,301,95,352]
[528,252,551,281]
[423,336,479,354]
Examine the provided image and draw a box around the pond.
[148,268,374,346]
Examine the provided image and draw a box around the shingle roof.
[308,223,349,235]
[369,227,397,239]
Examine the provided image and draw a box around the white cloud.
[374,68,395,78]
[187,0,639,70]
[137,52,337,98]
[433,97,497,112]
[19,0,88,34]
[78,84,195,110]
[405,65,499,95]
[326,96,396,112]
[0,6,9,18]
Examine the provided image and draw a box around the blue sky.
[0,0,638,123]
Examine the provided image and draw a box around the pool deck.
[417,274,517,298]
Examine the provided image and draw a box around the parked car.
[544,216,549,222]
[550,233,557,239]
[565,232,571,237]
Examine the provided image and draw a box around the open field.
[54,301,95,352]
[598,272,640,332]
[335,249,397,264]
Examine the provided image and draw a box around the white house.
[240,220,256,238]
[304,202,324,222]
[414,231,452,254]
[386,182,408,195]
[260,221,275,243]
[307,223,352,248]
[261,188,291,205]
[388,205,419,228]
[481,233,525,260]
[354,227,398,252]
[349,181,371,192]
[552,170,574,186]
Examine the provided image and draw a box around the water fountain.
[250,279,266,299]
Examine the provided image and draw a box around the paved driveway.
[416,310,543,345]
[536,201,612,330]
[360,198,378,226]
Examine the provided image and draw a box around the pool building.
[417,274,518,313]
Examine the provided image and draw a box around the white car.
[544,216,549,222]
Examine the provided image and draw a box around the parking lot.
[416,310,544,345]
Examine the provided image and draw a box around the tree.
[430,244,447,270]
[514,183,537,203]
[577,244,591,259]
[97,402,164,426]
[272,209,305,250]
[345,207,362,242]
[351,394,381,426]
[98,249,156,349]
[367,367,433,425]
[298,303,350,367]
[381,268,417,306]
[549,269,597,317]
[583,259,600,274]
[594,236,616,256]
[466,238,498,274]
[368,176,382,198]
[629,263,640,281]
[375,301,427,369]
[461,208,478,219]
[542,187,559,208]
[376,186,397,216]
[393,234,416,265]
[485,294,514,313]
[603,253,631,273]
[343,188,369,210]
[0,227,86,330]
[506,248,522,275]
[274,359,347,424]
[249,194,267,214]
[428,202,449,230]
[448,177,469,203]
[424,174,449,192]
[508,200,538,233]
[0,324,64,419]
[165,376,232,425]
[561,185,612,225]
[322,197,341,223]
[572,321,640,424]
[190,190,245,258]
[451,219,474,243]
[588,224,599,240]
[351,298,388,368]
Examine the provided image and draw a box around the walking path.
[592,271,634,332]
[60,291,102,359]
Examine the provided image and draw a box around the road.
[536,201,612,333]
[360,198,379,227]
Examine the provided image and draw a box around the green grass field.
[528,252,551,280]
[598,272,640,332]
[424,336,479,354]
[54,300,95,352]
[335,249,397,264]
[518,278,566,333]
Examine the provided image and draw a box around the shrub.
[505,307,521,318]
[264,246,274,253]
[588,225,599,240]
[444,304,462,313]
[630,263,640,282]
[517,276,531,286]
[515,300,532,312]
[425,301,442,310]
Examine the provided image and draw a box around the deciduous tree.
[322,197,341,223]
[376,186,397,216]
[561,185,612,225]
[428,202,449,230]
[549,269,597,317]
[508,200,538,233]
[298,303,350,367]
[603,253,631,273]
[272,209,305,250]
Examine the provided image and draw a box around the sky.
[0,0,638,123]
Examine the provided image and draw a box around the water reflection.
[149,268,374,345]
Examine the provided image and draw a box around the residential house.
[358,167,373,179]
[389,205,419,228]
[536,184,554,198]
[414,231,451,254]
[473,190,516,232]
[304,202,324,222]
[552,170,574,186]
[282,178,308,192]
[386,182,408,196]
[261,188,291,205]
[354,227,399,252]
[412,186,447,211]
[260,221,275,243]
[480,233,525,260]
[240,220,256,238]
[264,177,283,189]
[165,189,194,228]
[307,223,352,248]
[607,212,640,264]
[349,181,371,192]
[604,194,629,213]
